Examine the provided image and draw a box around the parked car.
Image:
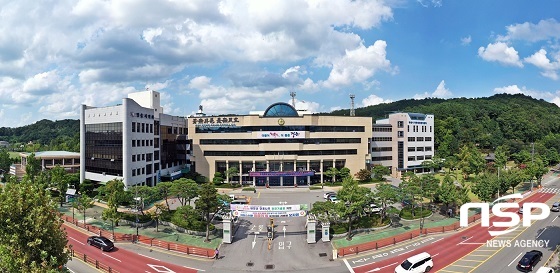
[395,252,433,273]
[87,236,114,252]
[534,267,555,273]
[323,192,336,199]
[551,202,560,212]
[517,250,543,272]
[328,195,339,203]
[366,203,382,214]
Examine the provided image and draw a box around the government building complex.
[80,90,434,188]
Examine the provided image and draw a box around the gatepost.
[222,213,233,244]
[307,215,316,244]
[321,222,330,242]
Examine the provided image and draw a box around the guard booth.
[306,215,317,244]
[222,213,234,244]
[321,222,330,242]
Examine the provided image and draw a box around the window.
[372,137,392,141]
[142,167,145,174]
[407,125,410,132]
[132,140,136,147]
[408,156,415,161]
[141,123,145,133]
[398,131,404,138]
[154,151,159,159]
[425,146,432,151]
[408,147,415,152]
[132,122,136,132]
[146,153,152,162]
[416,155,424,161]
[137,140,140,147]
[397,121,404,128]
[408,137,415,142]
[142,154,145,161]
[417,137,424,141]
[417,147,424,151]
[430,126,432,132]
[132,169,136,176]
[425,155,432,159]
[142,140,145,146]
[425,137,432,141]
[136,123,140,132]
[150,124,153,133]
[132,155,136,162]
[150,139,153,146]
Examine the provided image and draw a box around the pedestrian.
[447,208,453,218]
[214,248,219,260]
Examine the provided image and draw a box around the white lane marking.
[343,259,356,273]
[102,253,122,262]
[137,253,160,261]
[366,262,398,272]
[397,249,414,256]
[183,265,205,272]
[552,215,559,223]
[508,252,523,267]
[68,237,85,245]
[536,228,547,239]
[431,238,444,244]
[432,253,440,257]
[352,260,377,268]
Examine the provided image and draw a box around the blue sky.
[0,0,559,127]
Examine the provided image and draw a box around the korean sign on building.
[193,116,240,128]
[256,131,304,139]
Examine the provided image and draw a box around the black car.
[517,250,543,272]
[87,236,115,252]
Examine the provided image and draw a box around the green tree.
[310,201,338,223]
[421,157,443,174]
[0,180,70,272]
[101,207,120,240]
[148,203,168,232]
[74,195,94,224]
[24,153,41,182]
[527,156,548,187]
[338,167,351,181]
[494,145,509,170]
[212,172,224,184]
[49,165,68,207]
[225,167,239,184]
[135,186,158,215]
[195,181,220,242]
[471,173,498,202]
[371,165,390,180]
[457,144,485,179]
[374,183,400,224]
[80,179,95,197]
[436,174,459,214]
[0,148,11,173]
[335,177,371,240]
[355,169,372,182]
[324,167,339,185]
[171,178,199,206]
[155,181,173,210]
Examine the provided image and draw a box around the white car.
[395,252,433,273]
[535,267,555,273]
[367,204,382,214]
[324,192,336,199]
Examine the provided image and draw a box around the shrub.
[120,212,151,223]
[214,183,242,188]
[242,187,256,192]
[399,207,432,220]
[309,186,322,190]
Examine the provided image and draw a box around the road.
[65,224,199,273]
[345,191,556,273]
[463,187,560,273]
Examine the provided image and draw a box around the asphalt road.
[344,192,555,273]
[468,188,560,273]
[64,224,198,273]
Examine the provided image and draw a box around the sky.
[0,0,559,127]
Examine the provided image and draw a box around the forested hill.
[0,119,79,151]
[330,94,560,155]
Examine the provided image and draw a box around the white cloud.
[323,40,395,88]
[493,85,523,95]
[142,27,164,45]
[414,80,453,99]
[524,49,560,80]
[291,99,321,113]
[188,76,212,89]
[298,78,319,92]
[478,42,523,67]
[551,95,560,107]
[282,66,305,80]
[361,94,393,107]
[461,35,471,45]
[417,0,443,7]
[498,18,560,43]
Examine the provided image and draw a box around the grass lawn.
[8,152,21,159]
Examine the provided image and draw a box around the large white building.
[80,90,190,189]
[371,113,435,178]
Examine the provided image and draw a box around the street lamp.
[135,186,139,242]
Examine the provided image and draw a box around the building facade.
[80,90,189,189]
[371,113,435,178]
[188,102,372,186]
[9,151,80,178]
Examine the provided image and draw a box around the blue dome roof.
[263,102,298,117]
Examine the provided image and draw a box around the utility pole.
[531,142,535,190]
[350,94,355,116]
[135,186,139,241]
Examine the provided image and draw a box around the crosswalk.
[538,187,560,194]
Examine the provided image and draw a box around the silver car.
[551,202,560,212]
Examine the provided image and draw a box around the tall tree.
[225,167,239,184]
[338,167,351,181]
[374,183,400,224]
[24,153,41,182]
[80,179,95,197]
[195,181,220,242]
[0,148,11,173]
[49,165,68,207]
[73,195,94,224]
[324,167,339,185]
[0,180,70,272]
[355,169,372,182]
[371,165,390,180]
[335,177,370,240]
[471,173,498,202]
[171,178,199,206]
[155,181,173,210]
[457,144,485,179]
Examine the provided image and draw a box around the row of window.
[407,155,432,161]
[195,126,366,134]
[204,149,358,157]
[132,139,156,147]
[407,147,433,152]
[373,127,392,132]
[372,147,392,152]
[215,160,346,174]
[407,137,432,142]
[131,164,154,177]
[132,153,154,162]
[409,125,432,133]
[132,122,154,134]
[86,123,122,133]
[372,156,392,161]
[372,137,392,141]
[199,138,361,145]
